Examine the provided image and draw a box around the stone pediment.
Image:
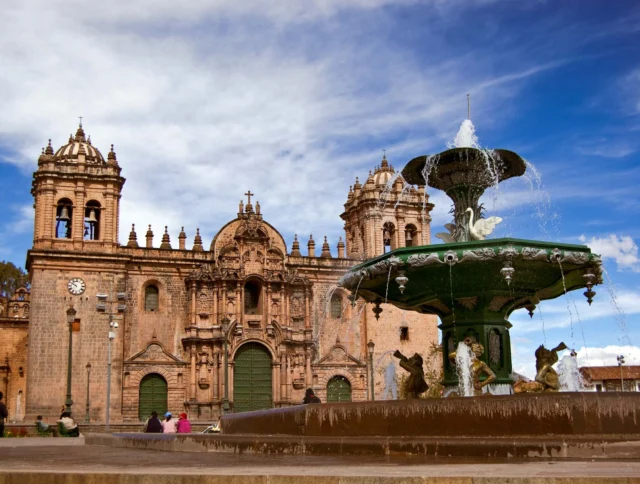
[317,344,363,366]
[126,342,184,364]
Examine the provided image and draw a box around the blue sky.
[0,0,639,376]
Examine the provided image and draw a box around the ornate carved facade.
[23,123,439,422]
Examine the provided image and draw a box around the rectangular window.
[595,384,602,392]
[400,327,409,341]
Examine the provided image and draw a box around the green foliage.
[0,261,29,297]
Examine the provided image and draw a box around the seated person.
[302,388,321,404]
[58,412,80,437]
[36,415,57,436]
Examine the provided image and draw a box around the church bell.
[57,206,70,222]
[87,209,98,224]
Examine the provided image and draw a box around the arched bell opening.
[84,200,101,240]
[383,222,396,253]
[405,224,418,247]
[55,198,73,239]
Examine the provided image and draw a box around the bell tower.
[341,155,434,260]
[31,122,125,251]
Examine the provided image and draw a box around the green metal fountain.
[339,122,603,394]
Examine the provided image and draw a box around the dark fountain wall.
[222,392,640,438]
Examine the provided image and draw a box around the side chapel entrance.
[138,373,168,420]
[233,342,272,412]
[327,375,352,402]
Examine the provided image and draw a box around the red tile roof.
[580,366,640,382]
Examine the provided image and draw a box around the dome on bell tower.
[53,122,106,164]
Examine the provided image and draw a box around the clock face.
[67,278,86,296]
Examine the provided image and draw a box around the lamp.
[64,306,77,413]
[85,363,92,424]
[221,317,231,414]
[367,340,375,401]
[618,355,625,392]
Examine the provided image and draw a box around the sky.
[0,0,639,378]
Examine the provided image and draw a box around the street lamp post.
[85,363,91,424]
[221,317,231,413]
[617,355,625,392]
[367,340,375,401]
[65,306,77,414]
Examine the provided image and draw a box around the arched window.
[84,200,101,240]
[405,224,418,247]
[244,280,262,315]
[144,285,159,311]
[330,294,342,319]
[383,222,396,253]
[56,198,73,239]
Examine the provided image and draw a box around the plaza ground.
[1,438,640,483]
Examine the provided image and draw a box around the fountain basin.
[339,238,601,387]
[221,392,639,438]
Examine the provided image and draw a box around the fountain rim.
[401,147,527,187]
[343,237,594,274]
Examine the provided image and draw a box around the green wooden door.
[138,373,168,421]
[327,376,352,402]
[233,343,272,412]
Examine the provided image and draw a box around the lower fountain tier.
[221,392,640,438]
[339,238,602,387]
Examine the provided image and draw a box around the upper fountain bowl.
[401,147,526,190]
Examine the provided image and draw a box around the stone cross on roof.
[245,190,254,205]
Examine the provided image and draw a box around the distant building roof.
[580,366,640,382]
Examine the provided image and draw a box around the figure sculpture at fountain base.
[514,342,567,393]
[393,350,428,399]
[448,338,496,396]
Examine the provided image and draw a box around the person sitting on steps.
[58,411,80,437]
[36,415,58,436]
[303,388,321,404]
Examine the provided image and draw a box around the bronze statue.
[513,342,567,393]
[448,337,496,396]
[393,350,428,399]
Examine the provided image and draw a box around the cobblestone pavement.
[1,439,640,478]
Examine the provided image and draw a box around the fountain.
[339,120,603,394]
[211,119,640,459]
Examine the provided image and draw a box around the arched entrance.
[138,373,168,421]
[233,342,272,412]
[327,375,352,402]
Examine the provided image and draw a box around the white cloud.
[576,345,640,367]
[579,234,640,272]
[0,1,573,253]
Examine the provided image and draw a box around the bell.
[87,209,98,224]
[383,229,390,240]
[405,231,413,242]
[58,206,70,222]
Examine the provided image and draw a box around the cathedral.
[13,122,439,423]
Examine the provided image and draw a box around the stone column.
[212,351,219,401]
[104,188,115,245]
[280,352,287,403]
[191,281,197,326]
[286,354,292,401]
[305,348,312,387]
[265,284,270,325]
[212,286,218,323]
[304,288,311,329]
[228,362,234,404]
[396,216,405,248]
[236,283,241,325]
[73,183,85,244]
[190,345,197,400]
[272,362,278,407]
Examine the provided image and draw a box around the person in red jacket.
[176,412,192,433]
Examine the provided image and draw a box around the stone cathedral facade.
[23,123,439,423]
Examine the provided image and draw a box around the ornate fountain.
[339,143,603,394]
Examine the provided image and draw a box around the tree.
[0,261,29,298]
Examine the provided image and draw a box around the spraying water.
[455,341,474,397]
[558,353,584,391]
[449,119,480,149]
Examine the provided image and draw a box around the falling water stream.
[558,353,584,391]
[556,259,576,349]
[455,341,474,397]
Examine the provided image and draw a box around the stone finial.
[256,201,261,215]
[192,228,204,251]
[75,122,86,142]
[107,144,117,165]
[321,236,332,258]
[347,186,353,201]
[178,226,187,250]
[160,226,172,249]
[337,236,345,259]
[145,225,154,248]
[307,234,316,258]
[87,135,92,145]
[290,234,302,257]
[238,200,244,214]
[45,139,54,155]
[381,152,389,169]
[354,177,361,189]
[68,134,74,143]
[127,224,139,248]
